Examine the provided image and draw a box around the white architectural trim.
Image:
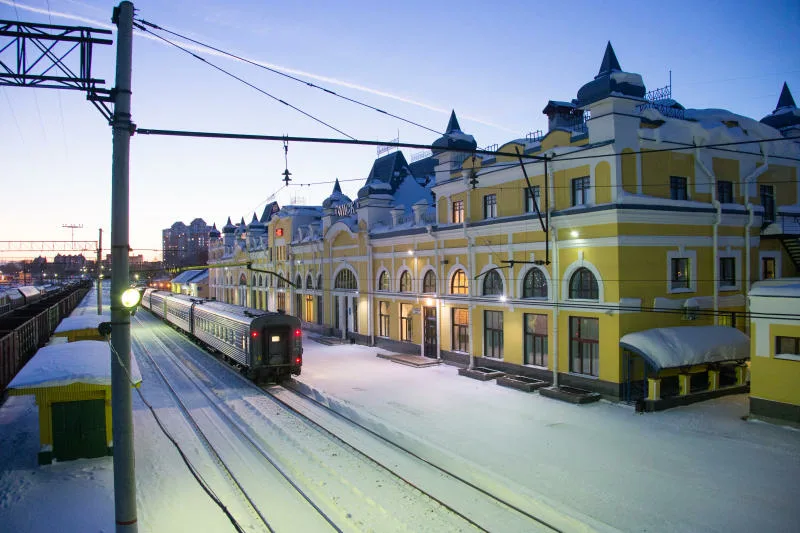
[561,259,605,303]
[516,264,552,300]
[477,263,507,298]
[419,265,438,294]
[396,265,413,293]
[331,263,359,291]
[445,263,469,295]
[666,248,697,294]
[375,266,390,292]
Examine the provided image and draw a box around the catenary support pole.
[97,227,103,315]
[109,2,137,532]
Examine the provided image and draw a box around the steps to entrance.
[376,352,441,368]
[308,335,349,346]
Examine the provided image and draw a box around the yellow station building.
[208,43,800,407]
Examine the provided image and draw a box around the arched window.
[522,268,547,298]
[377,271,389,291]
[295,275,302,289]
[317,274,323,290]
[450,269,468,295]
[239,273,247,285]
[334,269,357,290]
[569,267,599,299]
[306,274,314,289]
[258,274,263,287]
[277,273,286,289]
[422,270,436,293]
[252,274,257,285]
[399,271,412,293]
[482,270,503,296]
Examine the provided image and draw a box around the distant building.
[170,269,209,298]
[162,218,212,268]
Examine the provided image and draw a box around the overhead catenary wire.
[132,22,355,140]
[133,18,444,137]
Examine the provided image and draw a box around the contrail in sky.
[2,0,515,133]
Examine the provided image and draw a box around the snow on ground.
[1,286,798,532]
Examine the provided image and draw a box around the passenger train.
[141,289,302,382]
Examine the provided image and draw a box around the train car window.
[271,335,280,342]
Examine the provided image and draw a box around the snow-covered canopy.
[53,314,110,334]
[749,278,800,298]
[619,326,749,372]
[7,340,142,390]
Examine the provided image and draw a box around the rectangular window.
[305,295,314,324]
[524,314,548,367]
[316,295,323,324]
[451,308,469,352]
[525,186,541,213]
[277,293,286,312]
[760,185,775,223]
[571,177,590,206]
[671,257,690,290]
[670,176,688,200]
[400,303,413,341]
[379,301,390,337]
[776,336,800,356]
[452,200,464,224]
[719,257,735,288]
[484,310,503,358]
[762,257,776,280]
[483,194,497,219]
[569,316,599,377]
[717,180,733,203]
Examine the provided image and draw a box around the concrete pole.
[97,227,103,315]
[109,2,137,532]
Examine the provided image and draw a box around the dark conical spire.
[332,178,342,194]
[251,213,258,223]
[776,82,796,110]
[596,41,621,79]
[445,110,461,133]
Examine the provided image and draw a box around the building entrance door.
[423,306,437,358]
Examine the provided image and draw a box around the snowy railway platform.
[0,286,798,532]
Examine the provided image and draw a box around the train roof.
[18,286,41,298]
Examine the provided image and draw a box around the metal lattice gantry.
[0,240,98,253]
[0,19,114,120]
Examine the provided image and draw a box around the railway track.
[133,312,578,532]
[132,314,340,532]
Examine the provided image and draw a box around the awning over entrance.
[619,326,749,372]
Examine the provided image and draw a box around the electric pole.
[109,3,137,531]
[62,223,84,246]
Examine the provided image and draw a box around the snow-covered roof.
[172,269,207,284]
[54,315,109,334]
[749,278,800,298]
[619,326,750,372]
[7,340,142,389]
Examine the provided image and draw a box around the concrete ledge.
[376,352,440,368]
[308,335,348,346]
[643,384,750,412]
[540,386,602,404]
[497,375,550,392]
[458,366,505,381]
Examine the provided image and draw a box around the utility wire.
[132,22,355,140]
[134,18,444,137]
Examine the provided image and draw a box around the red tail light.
[295,357,302,365]
[294,329,301,337]
[251,331,258,338]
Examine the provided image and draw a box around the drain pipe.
[743,144,769,308]
[367,234,374,346]
[551,219,560,389]
[695,146,720,324]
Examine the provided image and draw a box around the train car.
[192,300,302,382]
[147,290,169,319]
[18,286,43,306]
[164,293,196,334]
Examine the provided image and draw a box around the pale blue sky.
[1,0,798,261]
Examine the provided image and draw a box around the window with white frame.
[422,270,436,293]
[377,271,389,291]
[483,194,497,219]
[452,200,464,224]
[670,176,688,200]
[671,257,690,290]
[522,268,548,298]
[571,177,590,206]
[399,271,412,293]
[667,250,696,293]
[525,186,540,213]
[400,303,413,341]
[776,336,800,356]
[719,257,736,288]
